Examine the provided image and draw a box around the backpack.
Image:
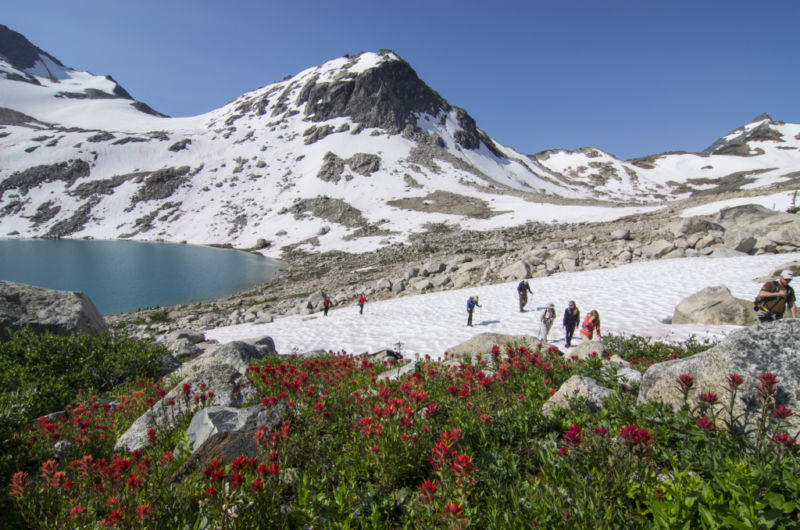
[466,297,473,309]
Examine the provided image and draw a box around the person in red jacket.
[579,310,601,341]
[322,296,332,316]
[357,293,367,315]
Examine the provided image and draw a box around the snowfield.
[205,253,800,360]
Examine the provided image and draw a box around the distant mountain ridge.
[1,26,798,256]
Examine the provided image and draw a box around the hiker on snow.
[322,296,333,316]
[466,296,481,327]
[357,293,367,315]
[562,300,580,347]
[517,279,533,312]
[539,303,556,342]
[580,310,601,342]
[755,269,796,322]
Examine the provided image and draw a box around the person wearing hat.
[539,303,556,342]
[755,269,796,322]
[466,296,481,326]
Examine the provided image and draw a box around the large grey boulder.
[568,340,608,361]
[0,280,108,336]
[638,320,800,433]
[114,363,257,452]
[171,339,275,380]
[445,333,539,360]
[672,285,755,325]
[185,404,283,452]
[541,375,612,417]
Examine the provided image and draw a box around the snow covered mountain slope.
[1,26,798,257]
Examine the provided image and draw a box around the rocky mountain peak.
[0,24,64,79]
[295,51,449,134]
[702,112,784,156]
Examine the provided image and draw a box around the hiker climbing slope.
[517,279,533,312]
[466,296,481,327]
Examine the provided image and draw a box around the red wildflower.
[479,413,491,423]
[773,405,794,419]
[205,486,217,498]
[69,505,86,520]
[371,445,380,454]
[182,383,191,396]
[726,373,744,389]
[161,452,175,465]
[229,472,244,488]
[102,509,124,526]
[136,504,152,520]
[8,471,29,497]
[563,424,582,446]
[592,426,608,437]
[695,417,714,431]
[147,428,157,447]
[126,475,143,489]
[417,478,439,504]
[620,425,654,448]
[251,478,264,492]
[557,446,569,456]
[757,372,779,399]
[772,432,796,448]
[699,392,719,405]
[676,374,694,393]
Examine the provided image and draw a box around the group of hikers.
[465,280,601,348]
[516,279,601,347]
[320,269,795,342]
[322,293,368,316]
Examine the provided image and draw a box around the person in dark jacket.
[466,296,481,326]
[562,301,580,347]
[517,279,533,312]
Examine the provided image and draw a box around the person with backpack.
[322,296,333,316]
[579,310,601,342]
[466,296,481,326]
[539,303,556,342]
[517,279,533,312]
[755,269,796,322]
[562,300,580,347]
[357,293,367,315]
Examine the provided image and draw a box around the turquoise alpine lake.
[0,239,281,315]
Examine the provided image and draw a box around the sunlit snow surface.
[206,253,800,360]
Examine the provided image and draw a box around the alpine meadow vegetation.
[2,330,799,528]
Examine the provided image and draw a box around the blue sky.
[4,0,798,159]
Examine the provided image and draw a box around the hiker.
[755,269,796,322]
[466,295,481,327]
[579,310,601,342]
[539,303,556,342]
[562,300,580,347]
[322,296,333,316]
[517,279,533,312]
[357,293,367,315]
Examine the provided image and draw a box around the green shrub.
[0,328,168,484]
[604,333,715,372]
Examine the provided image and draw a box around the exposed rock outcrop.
[0,280,108,336]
